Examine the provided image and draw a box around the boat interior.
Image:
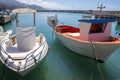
[55,25,81,39]
[0,34,45,71]
[55,25,120,42]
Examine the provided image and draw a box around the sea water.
[1,12,120,80]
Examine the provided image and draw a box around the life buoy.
[47,15,58,27]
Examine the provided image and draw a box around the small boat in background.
[0,9,15,24]
[82,14,92,19]
[48,16,120,62]
[0,8,48,76]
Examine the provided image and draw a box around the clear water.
[1,12,120,80]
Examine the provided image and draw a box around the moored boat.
[0,8,48,76]
[48,16,120,62]
[0,10,15,24]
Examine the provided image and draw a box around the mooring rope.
[90,41,105,80]
[107,60,120,72]
[90,62,96,80]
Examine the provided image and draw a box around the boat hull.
[0,35,48,76]
[17,43,48,76]
[55,32,120,62]
[11,42,48,76]
[0,15,11,24]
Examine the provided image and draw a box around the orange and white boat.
[51,18,120,62]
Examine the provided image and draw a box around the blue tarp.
[78,19,116,23]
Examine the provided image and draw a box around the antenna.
[97,2,105,11]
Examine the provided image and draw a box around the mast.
[97,2,105,11]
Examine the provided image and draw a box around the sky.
[16,0,120,10]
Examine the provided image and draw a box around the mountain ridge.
[0,0,43,10]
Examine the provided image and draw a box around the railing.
[24,42,46,70]
[0,38,47,71]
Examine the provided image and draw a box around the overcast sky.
[16,0,120,10]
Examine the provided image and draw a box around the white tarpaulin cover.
[16,27,35,52]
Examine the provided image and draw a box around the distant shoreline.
[37,10,120,24]
[37,10,120,14]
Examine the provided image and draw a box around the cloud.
[40,1,65,10]
[15,0,69,10]
[106,4,120,10]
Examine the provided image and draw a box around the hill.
[0,0,43,10]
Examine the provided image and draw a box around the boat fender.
[17,62,22,71]
[11,35,16,45]
[39,33,43,44]
[0,26,3,32]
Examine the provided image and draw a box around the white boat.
[0,10,15,24]
[0,8,48,76]
[48,16,120,62]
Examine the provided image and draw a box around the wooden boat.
[0,8,48,76]
[53,18,120,62]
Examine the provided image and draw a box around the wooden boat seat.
[67,33,80,36]
[66,32,80,40]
